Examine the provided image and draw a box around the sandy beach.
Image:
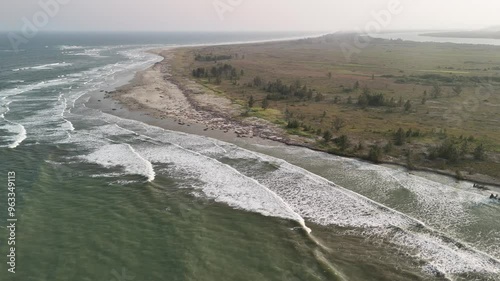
[86,46,500,189]
[102,49,292,143]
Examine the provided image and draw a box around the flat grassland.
[170,34,500,182]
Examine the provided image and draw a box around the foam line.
[125,144,155,182]
[103,121,310,231]
[80,143,155,182]
[12,62,72,72]
[140,143,311,232]
[3,120,27,149]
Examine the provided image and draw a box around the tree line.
[192,64,242,84]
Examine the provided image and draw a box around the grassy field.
[170,34,500,181]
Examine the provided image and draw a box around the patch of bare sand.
[112,49,287,141]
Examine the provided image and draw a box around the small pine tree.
[248,95,255,108]
[323,130,333,143]
[404,100,412,112]
[368,145,383,163]
[334,135,350,151]
[262,98,269,110]
[452,84,463,96]
[431,83,442,98]
[394,128,406,146]
[474,144,486,160]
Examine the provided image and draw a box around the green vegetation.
[173,34,500,180]
[195,54,232,62]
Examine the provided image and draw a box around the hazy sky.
[1,0,499,32]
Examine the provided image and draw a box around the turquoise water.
[0,33,499,281]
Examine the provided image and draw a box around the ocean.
[0,32,499,281]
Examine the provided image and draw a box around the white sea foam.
[12,62,72,72]
[8,123,27,148]
[69,47,110,58]
[0,120,27,149]
[59,45,85,50]
[80,143,155,182]
[0,100,26,148]
[98,121,499,277]
[0,79,70,98]
[139,144,308,227]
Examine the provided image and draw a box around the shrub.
[287,119,300,129]
[394,128,406,146]
[323,130,333,143]
[334,135,350,151]
[474,144,486,160]
[368,145,383,163]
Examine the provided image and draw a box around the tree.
[333,117,347,132]
[404,100,412,112]
[358,94,368,107]
[323,130,333,143]
[452,84,463,96]
[248,95,255,108]
[315,93,325,102]
[368,145,383,163]
[435,139,461,163]
[354,81,360,90]
[287,119,300,129]
[334,135,350,151]
[431,83,442,98]
[253,76,263,87]
[230,68,238,81]
[262,98,269,110]
[474,143,486,160]
[394,128,406,146]
[347,96,353,104]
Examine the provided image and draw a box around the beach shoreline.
[86,42,500,189]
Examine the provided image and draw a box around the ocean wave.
[12,62,72,72]
[68,48,109,58]
[58,45,85,50]
[92,120,500,278]
[80,143,155,182]
[0,79,70,98]
[0,120,27,149]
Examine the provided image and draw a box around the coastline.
[86,43,500,189]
